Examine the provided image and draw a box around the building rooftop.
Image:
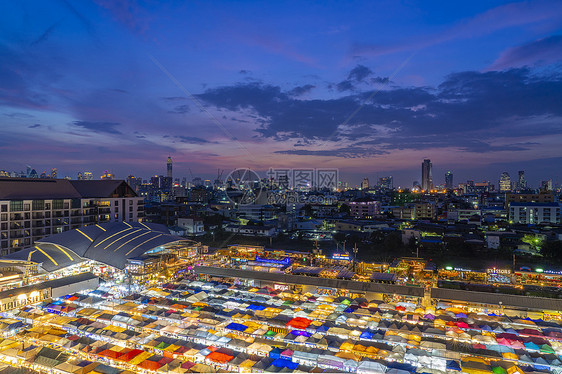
[0,178,137,200]
[3,222,186,271]
[509,202,560,207]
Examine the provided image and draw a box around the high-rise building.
[361,178,369,190]
[101,171,114,180]
[83,172,93,180]
[421,159,432,192]
[518,170,527,190]
[541,179,553,192]
[0,178,144,255]
[51,168,57,179]
[77,172,83,180]
[167,157,173,180]
[378,176,393,190]
[499,172,511,192]
[445,171,453,189]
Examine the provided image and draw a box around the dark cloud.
[490,35,562,70]
[275,147,387,158]
[336,80,355,92]
[239,70,250,74]
[28,124,41,128]
[161,96,186,102]
[347,65,372,82]
[72,121,122,134]
[336,65,382,92]
[173,135,214,144]
[198,68,562,154]
[168,104,190,114]
[289,84,315,96]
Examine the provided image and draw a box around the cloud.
[289,84,315,96]
[336,65,375,92]
[168,104,190,114]
[275,147,387,158]
[489,35,562,70]
[28,124,42,129]
[72,121,122,134]
[198,67,562,155]
[347,65,372,82]
[336,80,355,92]
[173,136,214,144]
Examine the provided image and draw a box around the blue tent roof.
[446,360,461,371]
[225,322,247,332]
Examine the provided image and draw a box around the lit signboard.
[332,253,350,260]
[486,268,511,275]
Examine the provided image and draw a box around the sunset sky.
[1,1,561,187]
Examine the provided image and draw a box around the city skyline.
[2,159,558,190]
[1,1,562,186]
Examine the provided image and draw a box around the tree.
[541,240,562,262]
[339,203,351,215]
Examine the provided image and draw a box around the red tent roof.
[98,349,121,359]
[287,317,312,330]
[117,349,144,362]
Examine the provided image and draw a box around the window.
[0,205,6,212]
[53,200,64,210]
[115,200,119,206]
[1,214,6,221]
[10,201,23,212]
[32,200,45,210]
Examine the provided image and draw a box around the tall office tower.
[83,172,93,180]
[518,170,527,190]
[499,172,511,192]
[421,159,433,192]
[361,178,369,190]
[378,176,393,189]
[541,179,553,191]
[445,171,453,189]
[77,172,83,180]
[167,157,173,180]
[51,168,57,179]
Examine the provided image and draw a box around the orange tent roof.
[206,351,234,364]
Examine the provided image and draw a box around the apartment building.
[508,202,560,225]
[0,178,144,255]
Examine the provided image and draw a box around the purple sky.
[1,0,562,187]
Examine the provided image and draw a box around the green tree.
[339,203,351,215]
[541,240,562,262]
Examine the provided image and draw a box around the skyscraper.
[518,170,527,190]
[167,157,173,180]
[51,168,57,179]
[499,172,511,192]
[83,172,93,180]
[445,171,453,189]
[378,176,393,189]
[361,178,369,190]
[421,159,432,192]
